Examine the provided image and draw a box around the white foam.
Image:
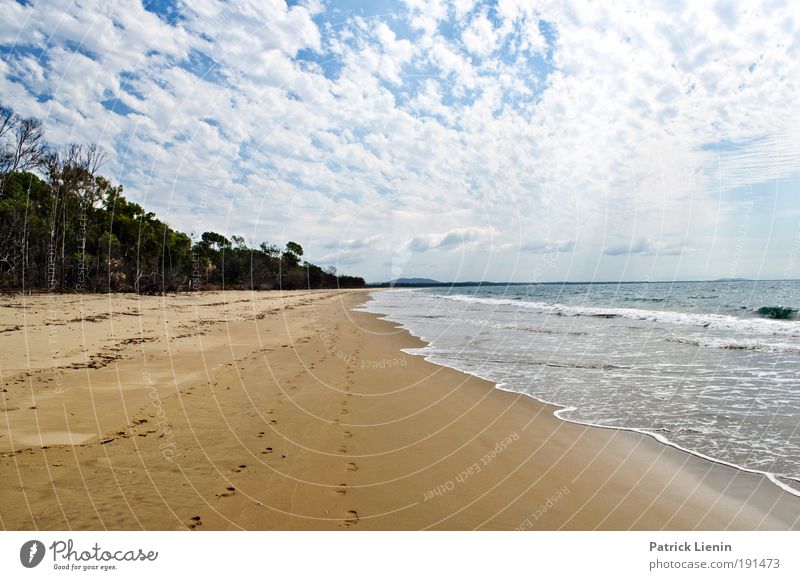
[666,335,800,354]
[404,336,800,498]
[437,293,800,337]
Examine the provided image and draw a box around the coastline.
[1,289,798,530]
[364,289,800,500]
[365,294,800,529]
[393,333,800,500]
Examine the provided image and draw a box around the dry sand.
[1,289,798,530]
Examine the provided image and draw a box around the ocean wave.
[365,290,800,496]
[754,306,798,320]
[665,336,800,354]
[445,355,628,370]
[437,294,800,337]
[414,315,589,335]
[622,297,666,303]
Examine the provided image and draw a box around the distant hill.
[388,278,442,285]
[370,279,526,287]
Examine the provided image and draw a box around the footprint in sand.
[336,484,347,496]
[340,409,349,415]
[188,515,202,529]
[342,431,352,439]
[217,486,236,498]
[343,510,359,526]
[346,462,358,472]
[261,447,273,455]
[338,445,347,453]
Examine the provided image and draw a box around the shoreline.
[360,291,800,529]
[407,349,800,500]
[362,290,800,500]
[400,339,800,500]
[1,289,798,529]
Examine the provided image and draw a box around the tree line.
[0,104,365,293]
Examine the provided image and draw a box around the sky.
[2,0,800,283]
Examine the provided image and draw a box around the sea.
[360,280,800,495]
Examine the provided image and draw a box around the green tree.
[0,103,366,294]
[282,241,303,267]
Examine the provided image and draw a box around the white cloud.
[451,0,478,19]
[2,0,799,281]
[324,235,383,250]
[406,227,492,252]
[604,239,690,257]
[462,12,497,57]
[522,240,576,254]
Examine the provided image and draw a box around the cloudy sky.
[2,0,800,282]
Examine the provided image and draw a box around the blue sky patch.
[101,93,137,116]
[143,0,184,25]
[179,48,227,84]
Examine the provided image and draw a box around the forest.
[0,105,365,293]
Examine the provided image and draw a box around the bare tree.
[42,148,64,290]
[0,106,14,146]
[1,114,46,174]
[0,106,17,193]
[75,144,107,291]
[42,143,107,291]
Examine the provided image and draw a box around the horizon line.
[367,277,800,286]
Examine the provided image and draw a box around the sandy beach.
[1,289,798,530]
